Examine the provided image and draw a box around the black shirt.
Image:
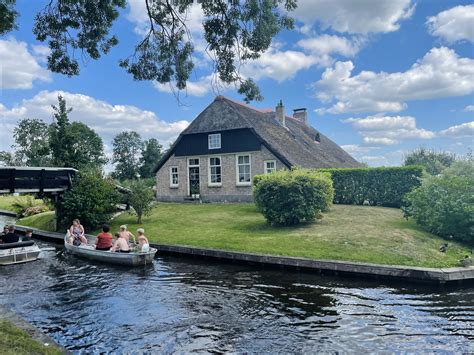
[0,232,20,243]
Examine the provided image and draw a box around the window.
[236,154,251,185]
[188,158,199,166]
[208,133,221,149]
[170,166,179,187]
[208,157,222,186]
[264,160,276,174]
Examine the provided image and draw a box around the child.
[22,229,33,242]
[136,228,150,252]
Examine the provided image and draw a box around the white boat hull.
[64,236,157,266]
[0,244,41,265]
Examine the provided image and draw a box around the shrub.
[403,161,474,243]
[128,179,156,223]
[253,169,334,226]
[57,170,120,231]
[403,147,456,175]
[318,166,423,208]
[11,195,49,216]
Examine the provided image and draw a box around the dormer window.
[208,133,221,149]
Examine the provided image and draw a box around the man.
[0,225,20,244]
[1,225,8,236]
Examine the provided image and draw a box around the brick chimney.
[293,108,307,125]
[275,100,285,127]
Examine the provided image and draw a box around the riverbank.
[0,306,64,355]
[18,203,471,268]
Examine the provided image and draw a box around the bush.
[403,161,474,243]
[318,166,423,208]
[128,179,156,223]
[403,147,456,175]
[11,196,49,217]
[253,169,334,226]
[57,170,120,231]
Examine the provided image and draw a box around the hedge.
[318,166,423,208]
[253,169,334,226]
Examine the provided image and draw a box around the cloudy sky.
[1,0,473,166]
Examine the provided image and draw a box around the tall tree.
[49,95,73,167]
[1,0,297,102]
[140,138,163,178]
[12,118,51,166]
[404,147,456,176]
[112,131,143,180]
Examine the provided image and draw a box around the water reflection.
[0,243,472,353]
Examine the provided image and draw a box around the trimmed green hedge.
[318,166,423,208]
[254,169,334,226]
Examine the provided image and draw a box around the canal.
[1,216,473,352]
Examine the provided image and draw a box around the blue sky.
[1,0,473,166]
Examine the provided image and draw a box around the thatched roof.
[155,96,361,172]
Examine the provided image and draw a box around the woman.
[118,225,135,244]
[94,224,113,251]
[69,219,87,246]
[110,232,130,253]
[136,228,150,252]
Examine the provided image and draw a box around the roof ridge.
[215,95,272,114]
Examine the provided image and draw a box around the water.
[1,214,473,352]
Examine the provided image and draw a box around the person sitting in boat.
[118,225,136,244]
[69,219,87,246]
[22,229,33,242]
[137,228,150,252]
[0,225,20,244]
[94,224,113,251]
[110,232,130,253]
[2,225,8,236]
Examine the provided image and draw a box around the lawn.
[17,211,56,232]
[0,195,45,212]
[0,320,61,355]
[18,203,470,268]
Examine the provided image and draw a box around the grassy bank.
[18,211,56,232]
[19,204,469,268]
[0,320,61,355]
[0,195,44,212]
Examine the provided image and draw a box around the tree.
[12,118,51,166]
[49,95,107,170]
[1,0,297,103]
[112,131,143,180]
[128,179,155,223]
[0,151,17,166]
[404,147,456,175]
[57,170,120,230]
[140,138,163,178]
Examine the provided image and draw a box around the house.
[154,96,361,202]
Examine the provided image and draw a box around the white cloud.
[292,0,414,34]
[343,115,435,146]
[314,47,474,114]
[427,5,474,43]
[440,121,474,138]
[464,105,474,112]
[0,91,189,154]
[298,35,363,57]
[31,45,51,63]
[0,38,51,89]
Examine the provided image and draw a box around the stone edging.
[0,305,69,354]
[14,225,474,285]
[0,209,18,218]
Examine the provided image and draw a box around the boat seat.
[0,240,35,249]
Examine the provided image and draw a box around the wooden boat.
[0,240,41,265]
[64,234,157,266]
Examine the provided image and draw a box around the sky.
[0,0,473,167]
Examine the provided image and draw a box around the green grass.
[0,320,62,355]
[20,204,470,268]
[0,195,45,212]
[18,211,56,232]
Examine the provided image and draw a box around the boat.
[0,240,41,265]
[64,234,157,266]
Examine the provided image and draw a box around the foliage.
[253,169,334,226]
[57,170,120,231]
[403,147,456,175]
[403,160,474,243]
[12,118,51,166]
[140,138,163,178]
[319,166,424,208]
[49,95,107,169]
[11,195,49,217]
[2,0,297,102]
[0,151,17,166]
[128,179,155,224]
[0,320,62,355]
[112,131,143,180]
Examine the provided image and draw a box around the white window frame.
[169,166,179,188]
[236,154,252,186]
[208,133,221,150]
[264,160,276,174]
[187,157,200,197]
[208,156,222,187]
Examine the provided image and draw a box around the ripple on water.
[0,247,473,353]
